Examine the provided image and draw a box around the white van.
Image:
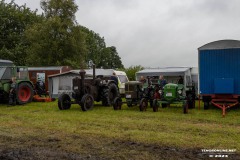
[114,70,129,95]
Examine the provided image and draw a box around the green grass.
[0,101,239,158]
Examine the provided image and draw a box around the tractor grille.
[125,84,135,92]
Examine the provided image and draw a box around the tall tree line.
[0,0,124,69]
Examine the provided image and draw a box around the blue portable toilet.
[198,40,240,114]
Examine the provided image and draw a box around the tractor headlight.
[178,90,182,95]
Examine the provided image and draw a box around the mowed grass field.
[0,100,240,159]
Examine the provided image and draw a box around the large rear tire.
[58,94,71,110]
[102,83,119,106]
[17,82,33,104]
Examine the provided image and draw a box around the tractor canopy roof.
[136,67,191,77]
[0,59,14,66]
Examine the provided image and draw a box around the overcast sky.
[6,0,240,68]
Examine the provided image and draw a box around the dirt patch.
[0,147,91,160]
[0,134,239,160]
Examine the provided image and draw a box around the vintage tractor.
[113,77,155,111]
[152,83,195,114]
[58,66,119,111]
[0,65,34,104]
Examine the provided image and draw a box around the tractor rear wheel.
[17,82,33,104]
[81,94,94,111]
[102,83,119,106]
[58,93,71,110]
[139,98,148,111]
[152,99,159,112]
[113,97,122,110]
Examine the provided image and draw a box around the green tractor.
[0,60,34,104]
[152,83,195,114]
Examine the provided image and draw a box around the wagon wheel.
[153,99,159,112]
[58,93,71,110]
[183,103,188,114]
[139,98,148,111]
[113,97,122,110]
[80,94,94,111]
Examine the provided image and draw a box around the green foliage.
[100,46,124,69]
[25,18,86,68]
[40,0,78,23]
[0,0,43,65]
[122,65,144,81]
[25,0,86,68]
[0,0,124,69]
[80,26,106,67]
[81,27,124,69]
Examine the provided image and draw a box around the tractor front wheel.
[187,93,195,109]
[17,82,33,104]
[139,98,148,111]
[113,97,122,110]
[81,94,94,111]
[58,94,71,110]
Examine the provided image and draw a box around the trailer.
[28,66,71,92]
[198,39,240,116]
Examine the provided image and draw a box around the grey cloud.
[6,0,240,68]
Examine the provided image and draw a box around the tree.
[25,0,86,68]
[80,27,124,69]
[80,26,106,67]
[100,46,124,69]
[0,0,42,65]
[122,65,144,81]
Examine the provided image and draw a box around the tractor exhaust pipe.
[79,69,86,96]
[93,64,96,80]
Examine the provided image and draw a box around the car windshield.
[117,75,129,83]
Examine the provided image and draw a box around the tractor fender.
[107,80,118,87]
